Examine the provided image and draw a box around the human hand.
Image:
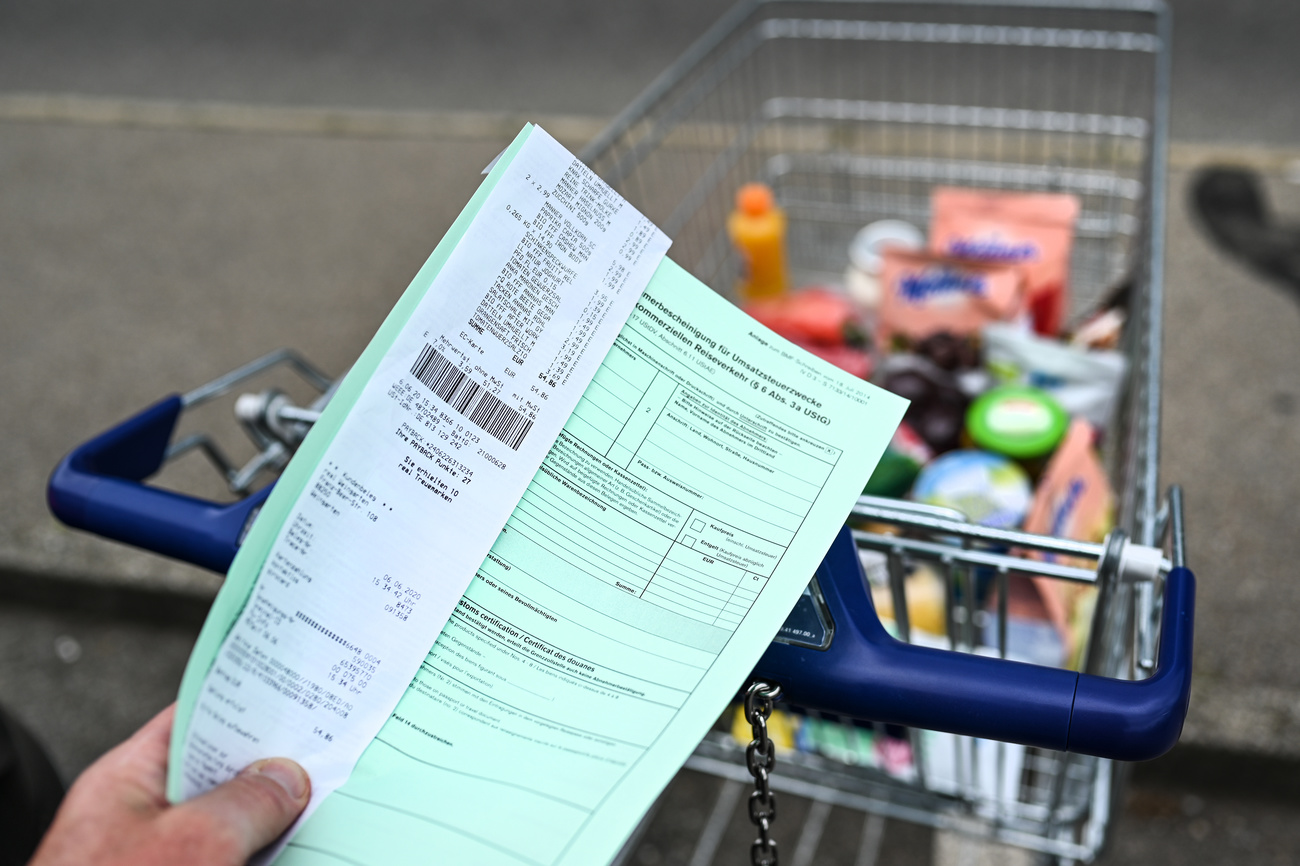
[29,704,310,866]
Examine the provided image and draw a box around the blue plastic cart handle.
[47,396,272,574]
[752,527,1194,762]
[50,404,1192,759]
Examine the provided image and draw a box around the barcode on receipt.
[410,344,534,450]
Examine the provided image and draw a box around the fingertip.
[171,758,312,860]
[243,758,311,804]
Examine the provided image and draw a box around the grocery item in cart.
[880,357,970,453]
[1024,419,1115,556]
[964,384,1069,479]
[877,248,1024,351]
[985,574,1070,666]
[922,727,1026,811]
[863,422,932,498]
[911,450,1032,530]
[870,562,948,637]
[727,182,789,301]
[795,342,872,379]
[1022,418,1117,665]
[983,321,1129,430]
[744,287,872,378]
[744,287,866,346]
[930,187,1080,336]
[730,704,799,755]
[844,219,924,312]
[797,716,878,767]
[913,331,982,372]
[1071,306,1127,350]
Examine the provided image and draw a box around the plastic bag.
[982,322,1127,430]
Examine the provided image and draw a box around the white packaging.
[982,322,1127,430]
[844,220,924,311]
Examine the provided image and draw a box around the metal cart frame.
[578,1,1175,861]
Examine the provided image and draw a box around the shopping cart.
[48,0,1186,863]
[577,1,1179,861]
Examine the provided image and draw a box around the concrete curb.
[0,92,608,144]
[5,92,1300,175]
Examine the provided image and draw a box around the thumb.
[171,759,311,862]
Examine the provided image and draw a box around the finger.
[169,758,310,861]
[113,704,177,787]
[98,703,175,768]
[121,703,178,797]
[133,704,178,752]
[62,703,178,816]
[30,706,185,865]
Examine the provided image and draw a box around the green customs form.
[280,262,904,864]
[173,126,907,866]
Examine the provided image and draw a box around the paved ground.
[1,0,1298,145]
[0,119,522,595]
[5,597,1299,865]
[4,0,1300,862]
[1164,171,1300,757]
[6,109,1300,755]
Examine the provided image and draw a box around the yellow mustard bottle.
[728,183,789,302]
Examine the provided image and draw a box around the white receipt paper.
[172,127,669,857]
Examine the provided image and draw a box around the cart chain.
[744,680,782,866]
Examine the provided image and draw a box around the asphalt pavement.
[1,0,1298,144]
[7,595,1300,866]
[3,0,1300,863]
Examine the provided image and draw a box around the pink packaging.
[1022,419,1116,665]
[877,248,1024,352]
[1024,419,1114,546]
[929,188,1080,336]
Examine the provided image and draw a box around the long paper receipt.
[170,124,907,865]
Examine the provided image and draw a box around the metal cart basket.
[579,0,1175,861]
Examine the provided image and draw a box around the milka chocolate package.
[930,188,1079,336]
